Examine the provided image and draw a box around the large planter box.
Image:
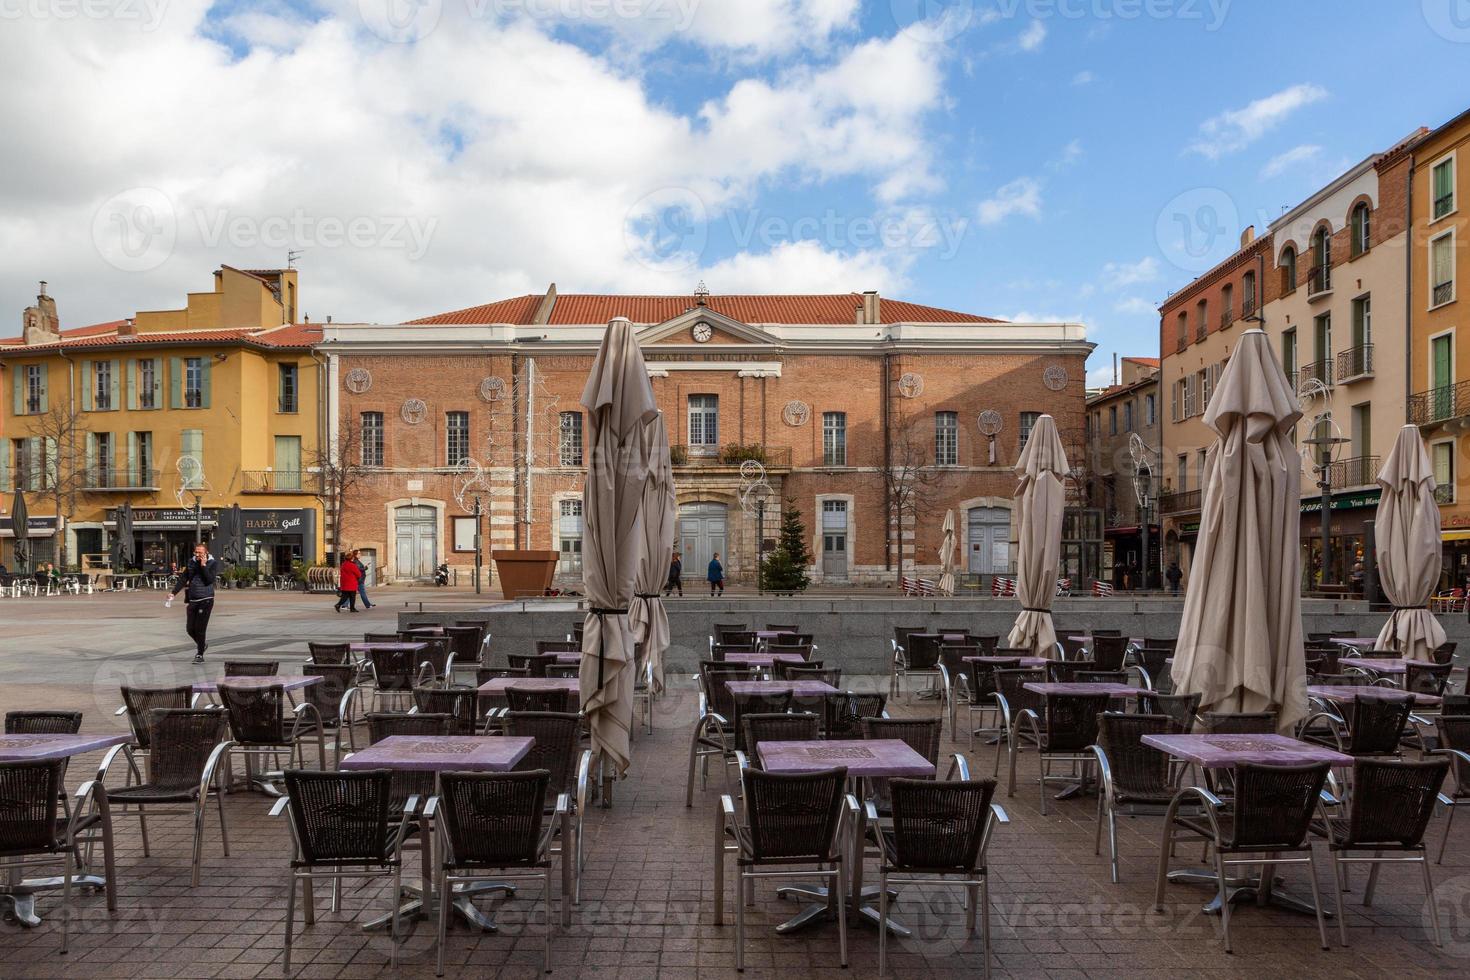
[491,550,561,599]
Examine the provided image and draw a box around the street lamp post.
[1305,426,1351,587]
[1137,462,1152,591]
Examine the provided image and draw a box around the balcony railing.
[1159,489,1202,514]
[1409,380,1470,426]
[242,470,308,493]
[1329,455,1380,489]
[1336,345,1373,382]
[84,468,160,491]
[669,445,793,470]
[1194,320,1207,342]
[1435,484,1455,505]
[1308,263,1331,296]
[1433,279,1454,307]
[1435,193,1454,220]
[1219,307,1235,329]
[1241,294,1257,319]
[1298,358,1334,389]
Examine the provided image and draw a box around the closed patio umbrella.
[1372,424,1446,662]
[111,501,135,570]
[215,503,245,566]
[1170,329,1308,734]
[1005,415,1068,656]
[579,317,659,785]
[937,508,956,597]
[11,489,30,572]
[629,412,675,695]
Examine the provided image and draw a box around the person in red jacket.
[334,554,362,612]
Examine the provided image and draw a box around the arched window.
[1282,246,1297,292]
[1242,269,1257,317]
[1220,283,1234,326]
[1351,203,1371,256]
[1310,228,1331,294]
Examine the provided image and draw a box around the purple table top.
[753,630,798,639]
[1347,657,1409,674]
[965,655,1049,668]
[1143,733,1353,769]
[0,732,130,763]
[552,652,582,663]
[340,735,533,772]
[725,680,840,697]
[1332,637,1377,648]
[1023,681,1138,697]
[1306,685,1440,707]
[1066,635,1144,645]
[403,626,445,634]
[194,675,323,694]
[723,653,807,666]
[350,642,429,653]
[757,739,936,779]
[477,677,582,696]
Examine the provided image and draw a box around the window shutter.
[151,359,163,408]
[200,359,212,409]
[170,357,182,409]
[85,433,96,484]
[12,374,22,416]
[82,360,93,412]
[127,432,138,486]
[37,369,47,414]
[0,441,9,491]
[126,360,137,410]
[110,359,121,409]
[43,437,57,490]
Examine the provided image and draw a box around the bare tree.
[866,403,947,589]
[19,402,91,570]
[308,415,368,563]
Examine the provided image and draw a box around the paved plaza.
[0,589,1466,978]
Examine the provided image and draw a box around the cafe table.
[1342,657,1409,675]
[551,651,583,664]
[1022,681,1138,698]
[721,652,807,674]
[1306,685,1441,708]
[0,732,130,926]
[757,738,936,937]
[964,654,1049,668]
[724,680,839,700]
[402,625,445,634]
[339,734,535,931]
[1142,733,1352,916]
[477,676,582,697]
[752,629,798,641]
[349,641,429,655]
[1331,637,1377,649]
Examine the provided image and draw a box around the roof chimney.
[862,290,881,325]
[21,280,60,345]
[532,283,558,325]
[1239,225,1255,248]
[117,317,136,337]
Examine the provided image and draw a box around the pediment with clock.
[638,307,780,348]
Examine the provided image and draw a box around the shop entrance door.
[395,506,438,581]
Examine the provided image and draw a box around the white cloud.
[1099,257,1160,291]
[1017,20,1046,52]
[1113,296,1157,316]
[700,239,908,293]
[1086,362,1119,389]
[1049,139,1083,173]
[1260,143,1323,179]
[1071,70,1094,86]
[1186,83,1328,160]
[977,177,1042,226]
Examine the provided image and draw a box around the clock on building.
[692,323,713,343]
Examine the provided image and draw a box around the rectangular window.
[1123,401,1134,432]
[688,394,718,449]
[25,365,44,414]
[1199,369,1212,412]
[822,411,847,466]
[361,412,384,467]
[274,436,302,490]
[1432,231,1455,308]
[138,359,157,409]
[1019,411,1041,450]
[1144,393,1156,426]
[558,411,584,466]
[93,360,113,410]
[1170,379,1180,422]
[1282,329,1298,382]
[1108,406,1117,435]
[1433,157,1455,220]
[445,411,470,467]
[1196,449,1208,484]
[559,499,584,571]
[184,357,204,408]
[1434,442,1456,503]
[180,429,203,488]
[1351,295,1371,347]
[92,432,114,487]
[134,431,153,486]
[1175,312,1187,350]
[1351,403,1372,463]
[1176,453,1188,492]
[935,411,958,465]
[278,364,298,414]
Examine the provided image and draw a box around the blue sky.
[3,0,1468,387]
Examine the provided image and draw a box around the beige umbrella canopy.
[1170,329,1308,734]
[1005,415,1068,656]
[629,412,675,695]
[937,508,957,597]
[579,317,659,781]
[1372,424,1446,662]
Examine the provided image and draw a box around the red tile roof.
[1123,356,1159,367]
[0,321,321,353]
[410,293,1004,326]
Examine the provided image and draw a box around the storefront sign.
[243,510,308,534]
[1180,521,1200,535]
[118,507,220,524]
[1299,489,1381,515]
[0,516,59,536]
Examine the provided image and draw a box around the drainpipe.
[882,352,892,574]
[310,347,330,563]
[1406,151,1415,408]
[511,351,523,549]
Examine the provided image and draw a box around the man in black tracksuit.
[170,543,219,664]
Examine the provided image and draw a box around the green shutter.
[85,433,96,485]
[11,372,21,416]
[81,361,93,412]
[126,360,137,410]
[43,437,57,490]
[127,432,138,486]
[37,368,47,414]
[170,357,182,409]
[200,359,212,409]
[25,438,38,490]
[0,440,9,491]
[109,360,120,410]
[151,360,163,409]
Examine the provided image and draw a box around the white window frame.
[1430,228,1457,310]
[687,394,719,452]
[1431,151,1457,224]
[822,411,847,467]
[445,411,470,468]
[1431,438,1457,504]
[360,412,385,468]
[935,411,959,466]
[558,411,583,467]
[1144,392,1156,427]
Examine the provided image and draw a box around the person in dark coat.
[168,543,219,664]
[707,552,724,597]
[352,549,374,609]
[335,554,362,612]
[1165,561,1183,595]
[665,551,683,597]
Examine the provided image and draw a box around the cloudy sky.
[1,1,1467,384]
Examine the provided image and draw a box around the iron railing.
[1330,455,1379,488]
[669,445,793,469]
[1434,279,1455,307]
[84,468,160,490]
[1158,489,1202,514]
[1435,484,1455,505]
[1434,192,1454,220]
[1194,318,1207,342]
[1409,380,1470,426]
[1298,358,1334,388]
[242,470,308,493]
[1241,293,1257,319]
[1336,345,1373,381]
[1308,263,1331,296]
[1219,307,1235,329]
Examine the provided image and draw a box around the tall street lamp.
[1305,424,1351,587]
[1137,461,1152,591]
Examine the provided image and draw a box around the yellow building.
[0,268,325,575]
[1407,107,1470,588]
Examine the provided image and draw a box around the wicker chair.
[535,639,580,656]
[1137,691,1201,733]
[1047,659,1097,683]
[1058,634,1089,660]
[103,708,231,887]
[1198,711,1277,734]
[871,777,1006,978]
[765,623,799,633]
[892,632,943,700]
[363,632,402,643]
[1153,761,1331,953]
[223,660,279,677]
[1074,670,1130,686]
[938,643,978,733]
[1433,641,1457,666]
[412,686,480,735]
[507,653,557,678]
[859,717,943,817]
[432,770,569,975]
[504,711,591,904]
[775,664,840,688]
[273,769,413,972]
[723,630,758,649]
[1316,757,1449,947]
[1090,635,1130,672]
[969,635,999,655]
[965,658,1021,752]
[218,683,327,793]
[1091,713,1179,883]
[741,712,821,766]
[506,686,573,713]
[713,623,750,644]
[1142,637,1177,653]
[1132,647,1174,692]
[990,668,1046,775]
[890,626,929,691]
[0,758,116,952]
[306,642,353,666]
[5,710,82,734]
[115,685,196,785]
[443,625,485,676]
[767,642,815,661]
[1434,716,1470,862]
[302,663,358,760]
[1007,691,1111,816]
[731,691,794,756]
[545,664,580,679]
[1303,692,1414,761]
[685,668,759,806]
[715,767,851,971]
[822,692,887,740]
[367,647,421,711]
[1406,661,1455,698]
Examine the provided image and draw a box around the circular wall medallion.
[1043,364,1069,391]
[344,368,372,394]
[897,373,924,398]
[401,398,427,425]
[479,376,506,402]
[782,400,810,427]
[977,410,1003,435]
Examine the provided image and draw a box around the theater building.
[320,288,1092,588]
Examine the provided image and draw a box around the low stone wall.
[402,596,1469,674]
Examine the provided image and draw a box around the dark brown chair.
[775,664,840,688]
[4,710,82,734]
[939,643,977,733]
[413,638,451,683]
[1154,762,1331,952]
[1306,692,1415,760]
[731,691,794,754]
[1137,691,1202,733]
[713,623,749,644]
[971,635,1000,655]
[412,686,479,735]
[1433,641,1457,666]
[1198,711,1277,734]
[364,712,453,818]
[714,767,850,970]
[306,642,352,666]
[302,663,358,759]
[1407,661,1455,698]
[991,668,1046,775]
[507,653,557,678]
[892,632,943,700]
[742,712,821,767]
[505,686,572,713]
[367,647,419,710]
[1134,647,1174,693]
[1058,634,1089,660]
[443,625,484,672]
[822,692,887,740]
[218,683,326,793]
[1074,670,1130,686]
[1008,690,1112,815]
[504,711,590,903]
[686,668,759,806]
[535,639,580,656]
[765,624,799,633]
[859,716,943,815]
[115,684,197,785]
[363,632,402,644]
[224,660,279,677]
[766,642,815,661]
[546,663,580,679]
[966,658,1021,751]
[723,630,758,649]
[1434,716,1470,862]
[1090,635,1130,672]
[1092,713,1179,882]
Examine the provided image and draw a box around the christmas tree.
[762,498,811,593]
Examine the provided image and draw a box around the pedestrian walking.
[335,553,362,612]
[665,551,683,597]
[167,543,218,664]
[352,549,374,609]
[1165,561,1183,595]
[707,551,724,597]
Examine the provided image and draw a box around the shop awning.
[1442,529,1470,542]
[1104,525,1159,537]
